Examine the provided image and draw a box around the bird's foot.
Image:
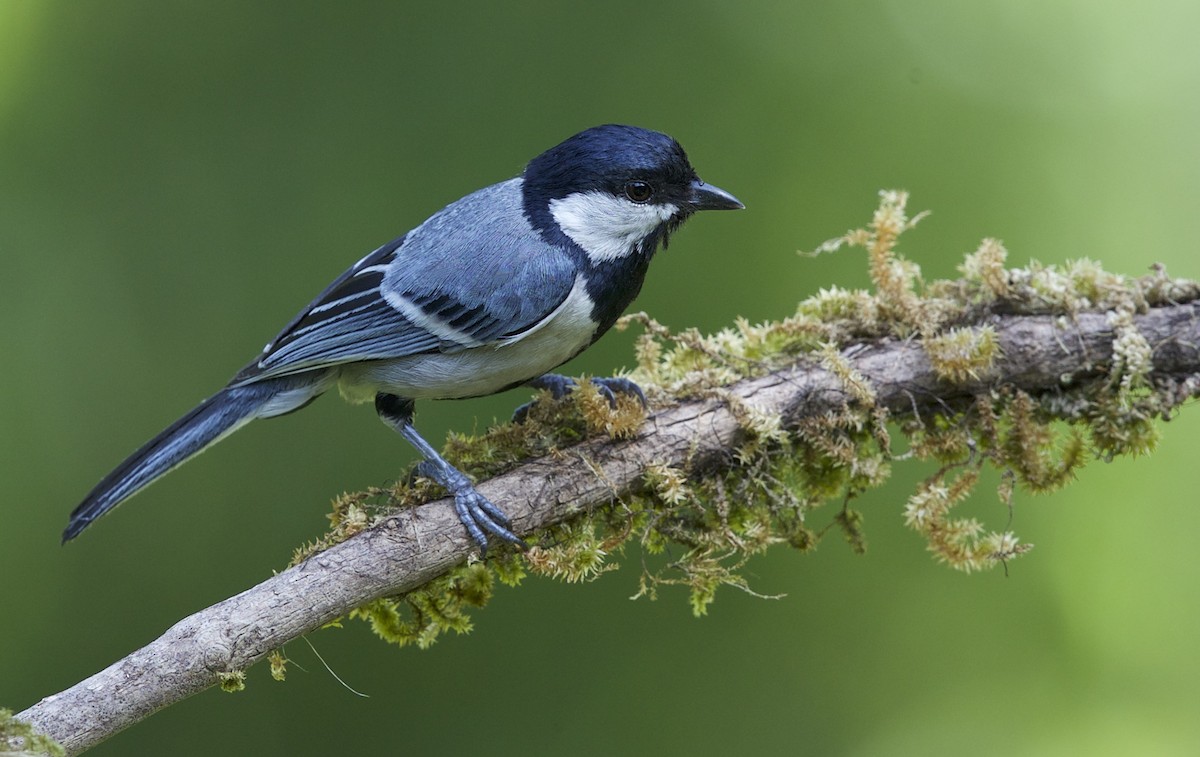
[512,374,647,423]
[414,459,524,555]
[588,376,648,408]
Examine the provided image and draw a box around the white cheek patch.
[549,191,678,263]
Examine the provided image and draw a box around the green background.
[4,2,1200,754]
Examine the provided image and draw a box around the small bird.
[63,124,743,551]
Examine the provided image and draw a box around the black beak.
[689,179,744,211]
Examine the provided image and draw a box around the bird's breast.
[337,274,599,402]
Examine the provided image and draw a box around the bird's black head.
[525,124,695,205]
[522,124,742,263]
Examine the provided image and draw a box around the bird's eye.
[623,181,654,203]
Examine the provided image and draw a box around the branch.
[14,296,1200,754]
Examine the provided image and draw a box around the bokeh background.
[3,2,1200,755]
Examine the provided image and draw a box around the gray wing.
[232,179,579,385]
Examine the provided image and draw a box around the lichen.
[274,188,1200,662]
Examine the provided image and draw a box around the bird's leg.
[512,373,647,423]
[375,393,523,553]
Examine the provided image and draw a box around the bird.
[63,124,744,551]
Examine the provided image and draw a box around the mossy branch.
[14,192,1200,754]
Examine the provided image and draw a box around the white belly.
[336,275,597,402]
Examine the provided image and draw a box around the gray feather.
[234,178,578,385]
[382,179,578,342]
[63,374,328,541]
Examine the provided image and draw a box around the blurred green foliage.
[2,2,1199,755]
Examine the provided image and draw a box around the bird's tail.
[63,376,324,542]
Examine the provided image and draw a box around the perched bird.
[63,124,743,551]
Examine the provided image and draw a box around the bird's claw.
[513,374,647,423]
[452,487,524,556]
[589,376,647,409]
[416,461,524,554]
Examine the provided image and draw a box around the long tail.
[63,376,324,542]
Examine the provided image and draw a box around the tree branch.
[13,298,1200,754]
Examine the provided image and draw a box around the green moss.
[267,650,288,682]
[346,562,497,650]
[281,189,1200,656]
[925,326,1000,383]
[217,670,246,693]
[0,708,65,757]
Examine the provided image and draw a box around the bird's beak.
[689,179,744,211]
